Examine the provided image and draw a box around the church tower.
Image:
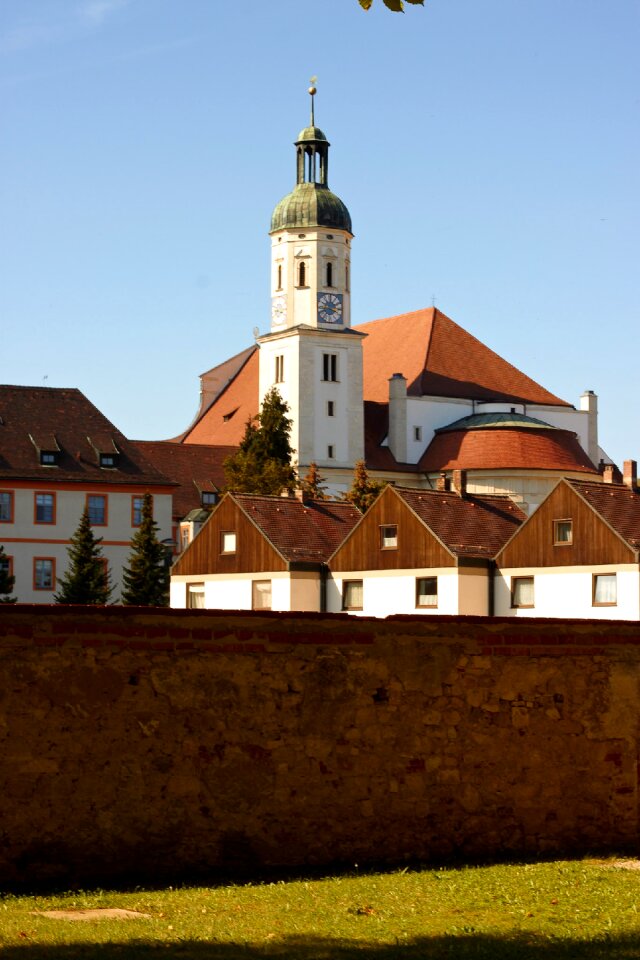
[258,84,365,481]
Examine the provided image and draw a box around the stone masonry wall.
[1,606,639,888]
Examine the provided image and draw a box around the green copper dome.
[297,125,328,143]
[270,182,352,233]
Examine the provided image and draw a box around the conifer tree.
[121,493,170,606]
[0,544,16,603]
[224,388,297,496]
[54,510,112,605]
[301,461,328,500]
[345,460,386,513]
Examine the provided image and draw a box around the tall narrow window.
[35,493,55,524]
[593,574,617,606]
[34,558,54,590]
[327,445,335,459]
[327,400,335,417]
[275,355,284,384]
[326,262,333,287]
[277,264,283,290]
[298,261,306,287]
[252,580,272,610]
[322,353,338,382]
[511,576,534,608]
[132,495,149,527]
[345,262,350,292]
[0,491,14,523]
[87,494,107,526]
[416,577,437,608]
[414,426,422,442]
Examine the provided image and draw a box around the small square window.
[0,491,14,523]
[342,580,363,611]
[201,491,217,507]
[416,576,437,608]
[34,558,54,590]
[221,531,237,554]
[380,524,398,549]
[252,579,272,610]
[40,451,58,465]
[187,583,206,609]
[554,519,573,545]
[100,453,117,468]
[87,494,107,525]
[35,493,55,524]
[593,574,617,606]
[511,576,534,608]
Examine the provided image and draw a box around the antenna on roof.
[43,375,48,384]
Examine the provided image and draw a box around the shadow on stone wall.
[0,931,635,958]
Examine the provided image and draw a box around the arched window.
[345,262,350,292]
[298,261,306,287]
[326,262,333,288]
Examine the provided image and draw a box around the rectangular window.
[416,576,438,608]
[0,491,14,523]
[322,353,338,382]
[275,355,284,384]
[593,573,617,606]
[132,495,147,527]
[0,554,13,578]
[40,451,58,465]
[201,491,217,507]
[342,579,363,611]
[34,558,54,590]
[221,531,237,554]
[380,524,398,549]
[187,583,206,609]
[180,526,191,551]
[252,579,272,610]
[511,576,534,608]
[35,492,55,524]
[553,519,573,545]
[414,426,422,442]
[87,494,107,526]
[327,445,335,460]
[327,400,335,417]
[100,453,117,468]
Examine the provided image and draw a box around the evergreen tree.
[224,388,297,496]
[300,461,328,500]
[0,544,16,603]
[54,510,112,605]
[121,493,170,606]
[345,460,386,513]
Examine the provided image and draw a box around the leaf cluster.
[359,0,424,11]
[54,510,112,605]
[121,493,169,606]
[224,388,297,496]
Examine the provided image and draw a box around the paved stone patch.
[33,908,151,921]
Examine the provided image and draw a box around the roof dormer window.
[99,453,117,468]
[40,450,58,466]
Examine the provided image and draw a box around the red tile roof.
[419,427,598,475]
[357,308,570,406]
[131,440,236,520]
[0,386,171,486]
[568,480,640,550]
[393,486,526,558]
[235,494,361,564]
[182,349,259,446]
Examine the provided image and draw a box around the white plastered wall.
[170,571,294,612]
[494,565,640,620]
[326,568,463,617]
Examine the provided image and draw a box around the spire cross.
[309,76,317,126]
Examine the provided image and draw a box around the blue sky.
[2,0,638,466]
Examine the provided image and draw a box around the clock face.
[271,296,287,325]
[317,292,343,325]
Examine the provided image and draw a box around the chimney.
[623,460,637,490]
[436,472,450,492]
[387,373,408,464]
[602,463,615,484]
[452,469,467,498]
[579,390,599,465]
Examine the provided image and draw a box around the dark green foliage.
[0,543,16,603]
[121,493,169,606]
[224,388,297,496]
[345,460,386,512]
[54,510,112,605]
[301,461,329,500]
[359,0,424,10]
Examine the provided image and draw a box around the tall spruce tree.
[54,510,112,604]
[345,460,386,513]
[300,461,328,500]
[121,493,169,606]
[224,387,297,496]
[0,544,16,603]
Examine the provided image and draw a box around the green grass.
[1,859,639,958]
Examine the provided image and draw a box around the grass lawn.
[1,859,639,958]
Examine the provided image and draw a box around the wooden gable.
[330,486,454,573]
[171,495,286,577]
[497,480,636,569]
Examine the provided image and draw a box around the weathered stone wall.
[1,606,639,888]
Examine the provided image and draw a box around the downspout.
[488,560,496,617]
[320,564,328,613]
